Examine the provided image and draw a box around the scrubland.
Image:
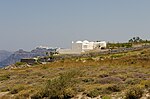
[0,48,150,99]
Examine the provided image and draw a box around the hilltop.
[0,48,150,99]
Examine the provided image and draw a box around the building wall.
[93,41,107,49]
[57,49,81,54]
[99,41,107,48]
[21,59,37,64]
[82,42,94,51]
[72,43,82,52]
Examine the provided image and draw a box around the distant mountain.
[0,50,12,62]
[0,48,56,68]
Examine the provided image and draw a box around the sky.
[0,0,150,51]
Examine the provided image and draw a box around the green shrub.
[141,80,150,88]
[125,78,141,85]
[125,86,143,99]
[15,62,26,66]
[34,70,79,98]
[102,95,111,99]
[110,54,123,58]
[0,74,10,81]
[97,84,123,95]
[140,51,145,54]
[10,85,25,94]
[87,88,100,98]
[14,93,30,99]
[106,84,122,92]
[31,93,41,99]
[82,78,94,83]
[96,76,122,84]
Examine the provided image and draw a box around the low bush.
[15,93,30,99]
[140,80,150,88]
[102,95,111,99]
[82,78,94,83]
[87,85,122,97]
[99,73,109,78]
[10,85,25,94]
[110,54,123,58]
[106,84,122,92]
[96,77,122,84]
[32,70,79,99]
[95,84,124,95]
[0,74,10,81]
[15,62,26,66]
[125,86,143,99]
[125,78,141,85]
[87,88,100,98]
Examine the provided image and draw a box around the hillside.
[0,48,56,68]
[0,50,12,66]
[0,48,150,99]
[0,50,45,68]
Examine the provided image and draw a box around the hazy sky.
[0,0,150,51]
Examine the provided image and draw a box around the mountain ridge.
[0,48,56,67]
[0,50,12,63]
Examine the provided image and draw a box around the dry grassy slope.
[0,48,150,98]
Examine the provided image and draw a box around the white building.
[72,40,107,52]
[58,40,107,54]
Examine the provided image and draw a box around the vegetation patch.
[87,88,100,98]
[0,74,10,81]
[96,76,123,84]
[31,70,79,99]
[125,86,144,99]
[15,62,26,66]
[0,48,150,98]
[10,84,25,94]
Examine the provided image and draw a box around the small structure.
[38,57,54,63]
[21,58,37,65]
[57,40,107,54]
